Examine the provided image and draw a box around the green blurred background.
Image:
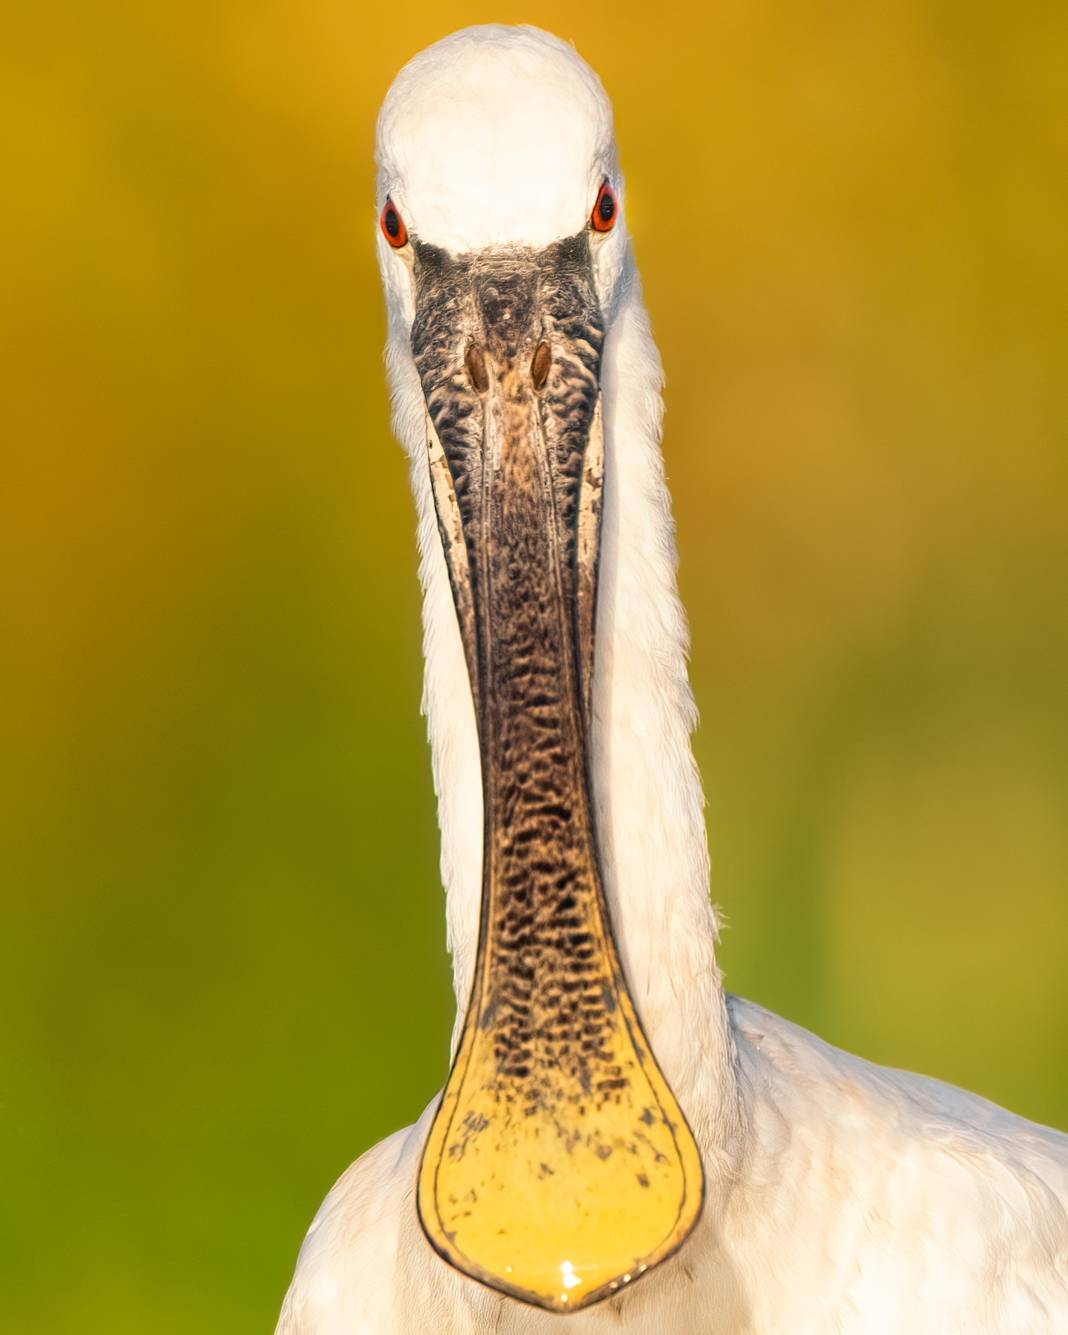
[2,2,1066,1329]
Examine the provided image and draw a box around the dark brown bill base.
[412,230,704,1312]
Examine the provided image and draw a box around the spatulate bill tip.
[416,1107,704,1312]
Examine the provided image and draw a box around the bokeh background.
[3,2,1066,1329]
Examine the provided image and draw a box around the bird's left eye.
[591,181,618,233]
[380,199,408,248]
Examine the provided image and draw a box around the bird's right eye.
[380,199,408,248]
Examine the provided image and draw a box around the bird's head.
[375,23,624,270]
[372,26,703,1316]
[373,24,632,756]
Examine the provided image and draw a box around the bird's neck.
[401,265,737,1130]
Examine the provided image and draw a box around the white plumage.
[277,25,1068,1333]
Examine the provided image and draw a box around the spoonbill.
[277,25,1068,1334]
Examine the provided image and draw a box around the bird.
[276,24,1068,1335]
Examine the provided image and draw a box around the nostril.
[531,341,552,392]
[464,344,489,394]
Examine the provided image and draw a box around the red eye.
[591,181,617,233]
[380,198,408,248]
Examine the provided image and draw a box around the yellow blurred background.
[2,2,1066,1329]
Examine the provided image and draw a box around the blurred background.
[2,2,1066,1329]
